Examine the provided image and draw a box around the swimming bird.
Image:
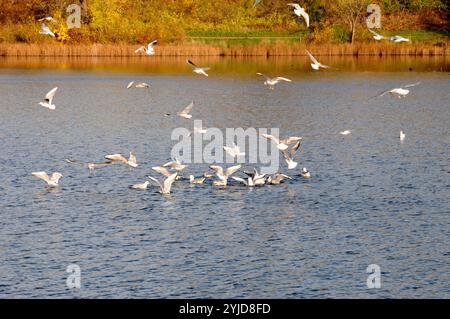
[287,3,309,27]
[340,130,351,135]
[266,173,292,185]
[39,23,55,37]
[281,140,301,169]
[223,143,245,158]
[189,173,212,185]
[32,171,63,187]
[127,81,150,89]
[130,181,150,190]
[105,152,138,168]
[305,49,334,70]
[39,87,58,110]
[135,40,157,56]
[256,73,292,90]
[400,130,406,142]
[300,167,311,178]
[65,159,113,172]
[187,60,210,77]
[148,172,178,194]
[375,82,420,98]
[241,168,267,186]
[210,164,242,186]
[262,134,302,151]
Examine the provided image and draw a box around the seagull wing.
[210,165,225,179]
[256,72,270,80]
[45,87,58,104]
[369,29,383,38]
[262,133,281,144]
[178,100,194,115]
[152,166,172,177]
[135,46,146,53]
[148,176,163,189]
[162,173,178,193]
[225,165,242,177]
[305,49,319,64]
[148,40,158,48]
[299,10,309,27]
[50,173,63,183]
[187,60,198,68]
[273,77,292,82]
[403,82,421,88]
[129,152,137,164]
[32,171,51,183]
[290,140,301,157]
[127,81,134,88]
[232,176,248,186]
[105,154,127,163]
[287,3,301,10]
[282,136,302,145]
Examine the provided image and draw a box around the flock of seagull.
[32,4,419,194]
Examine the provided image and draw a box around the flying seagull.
[389,35,410,43]
[368,30,410,42]
[186,60,210,77]
[148,172,178,194]
[65,159,113,172]
[262,134,302,151]
[375,82,420,99]
[39,23,55,37]
[300,167,311,178]
[105,152,138,168]
[287,3,309,27]
[400,130,406,142]
[127,81,150,89]
[256,73,292,90]
[210,165,242,186]
[223,143,245,158]
[135,40,157,55]
[281,140,301,169]
[39,87,58,110]
[369,29,389,41]
[267,173,292,185]
[163,158,187,173]
[305,49,334,70]
[32,171,63,187]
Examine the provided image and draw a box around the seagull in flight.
[210,165,242,186]
[368,30,410,42]
[305,49,334,70]
[257,73,292,90]
[148,172,178,194]
[369,29,389,41]
[163,158,187,173]
[400,130,406,142]
[135,40,157,55]
[374,82,420,99]
[127,81,150,89]
[262,134,302,151]
[166,101,194,119]
[105,152,138,168]
[39,23,55,37]
[287,3,309,27]
[32,172,63,187]
[65,159,113,172]
[39,87,58,110]
[281,140,301,169]
[187,60,210,77]
[223,143,245,158]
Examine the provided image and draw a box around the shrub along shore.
[1,42,448,57]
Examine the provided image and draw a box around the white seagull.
[234,168,266,187]
[281,140,301,169]
[305,49,334,70]
[39,23,55,37]
[369,29,389,41]
[105,152,138,168]
[300,167,311,178]
[256,73,292,90]
[340,130,351,135]
[262,134,303,151]
[148,172,178,194]
[163,158,187,173]
[135,40,157,56]
[287,3,309,27]
[127,81,150,89]
[187,60,210,77]
[189,172,212,185]
[210,164,242,186]
[32,171,63,187]
[400,130,406,142]
[368,30,410,42]
[389,35,410,43]
[223,143,245,158]
[130,181,150,190]
[375,82,420,99]
[39,87,58,110]
[267,173,292,185]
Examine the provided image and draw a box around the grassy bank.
[0,41,448,57]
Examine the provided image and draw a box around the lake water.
[0,56,449,298]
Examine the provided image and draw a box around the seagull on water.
[210,165,242,186]
[127,81,150,89]
[281,140,301,169]
[39,87,58,110]
[39,23,55,37]
[187,60,210,77]
[148,172,178,194]
[256,73,292,90]
[340,130,351,135]
[287,3,309,27]
[300,167,311,178]
[130,181,150,190]
[233,168,266,187]
[32,171,63,187]
[189,172,212,185]
[105,152,138,168]
[262,134,302,151]
[223,143,245,158]
[305,49,334,70]
[65,159,113,172]
[267,173,292,185]
[135,40,157,56]
[375,82,420,99]
[400,130,406,142]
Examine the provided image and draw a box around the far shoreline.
[0,42,449,57]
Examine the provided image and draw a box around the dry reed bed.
[0,43,448,57]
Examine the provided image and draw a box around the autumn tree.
[335,0,371,43]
